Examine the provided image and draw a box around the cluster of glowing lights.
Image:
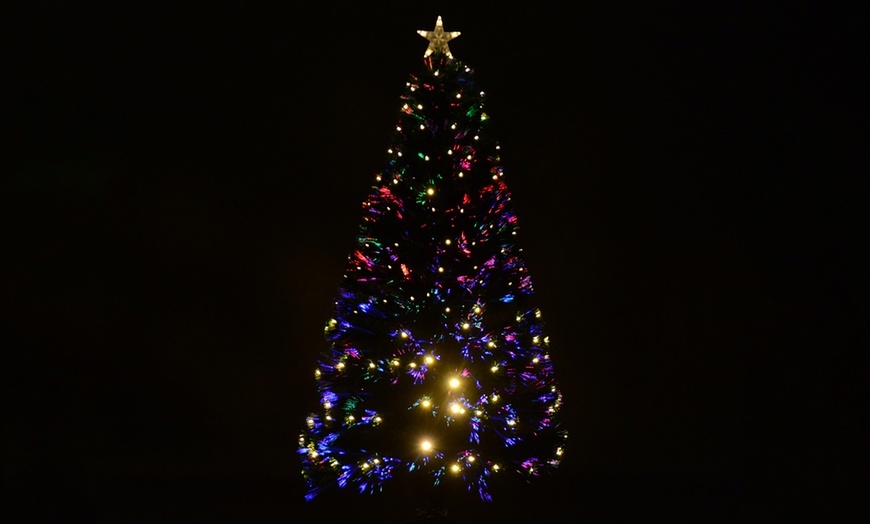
[299,17,566,503]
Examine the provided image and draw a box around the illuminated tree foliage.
[299,18,566,502]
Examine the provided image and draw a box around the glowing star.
[417,16,461,59]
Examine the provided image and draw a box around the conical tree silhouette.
[299,17,566,503]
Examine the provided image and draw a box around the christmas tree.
[298,17,567,504]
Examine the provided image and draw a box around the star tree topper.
[417,16,461,58]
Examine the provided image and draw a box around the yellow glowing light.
[473,306,481,313]
[425,356,435,365]
[444,239,452,245]
[491,394,499,402]
[310,451,318,458]
[462,322,470,330]
[361,462,370,470]
[457,171,464,178]
[421,440,433,452]
[374,416,382,423]
[421,399,431,408]
[347,415,355,422]
[369,362,376,369]
[400,331,409,338]
[449,378,461,389]
[488,341,496,348]
[336,362,345,369]
[533,336,540,344]
[556,447,564,456]
[427,187,435,196]
[467,456,475,462]
[507,419,516,426]
[323,401,332,409]
[491,365,499,373]
[451,464,461,473]
[314,369,321,378]
[391,359,400,367]
[532,357,540,364]
[474,410,483,416]
[445,307,451,312]
[450,403,462,414]
[409,362,417,368]
[492,464,500,471]
[438,267,444,273]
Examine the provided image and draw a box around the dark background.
[5,1,866,522]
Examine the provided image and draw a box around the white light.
[438,267,444,273]
[444,239,451,245]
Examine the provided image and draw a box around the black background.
[5,1,866,522]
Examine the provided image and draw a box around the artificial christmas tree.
[298,17,567,506]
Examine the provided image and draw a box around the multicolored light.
[299,19,566,502]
